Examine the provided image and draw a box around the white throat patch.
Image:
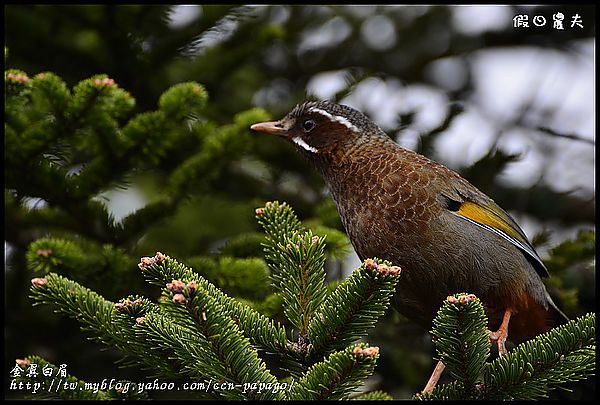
[292,136,319,153]
[308,107,360,133]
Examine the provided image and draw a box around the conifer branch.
[482,313,595,400]
[430,293,489,397]
[9,355,147,400]
[256,201,327,338]
[286,344,380,400]
[275,231,327,336]
[167,108,270,195]
[113,196,177,243]
[186,255,270,299]
[255,200,303,284]
[138,253,289,354]
[417,295,595,400]
[28,273,180,378]
[413,381,466,400]
[158,279,283,400]
[308,258,401,355]
[350,390,394,400]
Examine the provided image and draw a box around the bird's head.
[250,100,386,158]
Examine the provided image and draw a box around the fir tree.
[5,6,595,399]
[21,201,402,400]
[415,293,595,400]
[15,202,596,400]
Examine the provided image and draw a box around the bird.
[250,100,567,391]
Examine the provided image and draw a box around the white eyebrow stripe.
[292,136,319,153]
[308,107,360,132]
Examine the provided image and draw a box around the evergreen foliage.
[6,63,270,300]
[23,202,400,399]
[430,294,489,395]
[19,203,595,400]
[5,5,594,400]
[9,356,148,400]
[351,390,394,400]
[414,293,595,400]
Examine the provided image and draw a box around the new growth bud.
[16,359,31,369]
[93,77,115,88]
[458,294,477,305]
[36,248,53,257]
[172,294,187,304]
[31,277,48,288]
[364,259,378,271]
[114,298,144,313]
[446,295,459,304]
[166,279,186,293]
[138,252,166,271]
[377,263,389,275]
[352,346,379,358]
[6,72,30,83]
[447,294,477,306]
[187,280,198,294]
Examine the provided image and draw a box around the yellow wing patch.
[455,201,528,246]
[449,199,549,278]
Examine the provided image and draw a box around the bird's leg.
[488,308,512,356]
[424,308,512,395]
[422,360,446,394]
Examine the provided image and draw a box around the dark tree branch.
[537,127,595,145]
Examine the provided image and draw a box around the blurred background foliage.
[5,4,595,400]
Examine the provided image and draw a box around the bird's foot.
[488,328,508,356]
[488,308,512,356]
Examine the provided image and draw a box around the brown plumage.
[251,100,567,349]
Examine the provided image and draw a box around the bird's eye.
[302,119,316,133]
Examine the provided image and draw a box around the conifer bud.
[166,279,186,293]
[377,263,389,275]
[93,77,115,88]
[16,359,31,369]
[187,280,198,294]
[154,252,166,264]
[446,295,459,304]
[388,265,401,276]
[6,72,29,83]
[36,248,53,257]
[138,252,166,271]
[173,294,187,304]
[31,277,48,288]
[138,257,154,271]
[364,259,378,271]
[458,294,477,305]
[352,346,379,358]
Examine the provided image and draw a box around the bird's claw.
[488,328,509,356]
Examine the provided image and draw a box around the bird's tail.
[547,293,569,326]
[508,294,568,345]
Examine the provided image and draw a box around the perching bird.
[250,100,568,367]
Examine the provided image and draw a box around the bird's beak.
[250,121,288,137]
